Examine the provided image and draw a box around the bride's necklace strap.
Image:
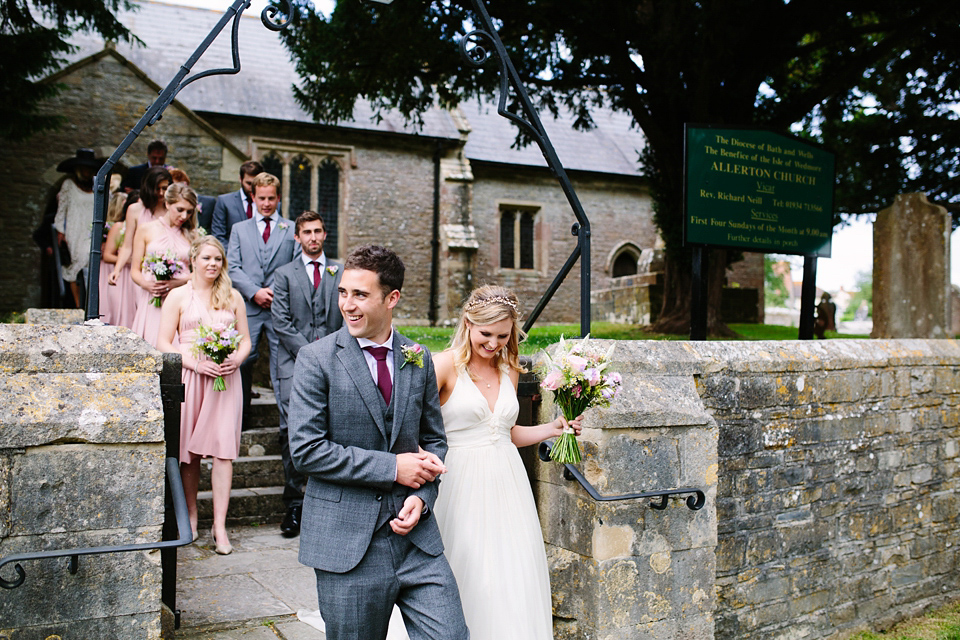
[469,363,498,389]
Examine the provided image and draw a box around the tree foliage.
[281,0,960,332]
[0,0,137,141]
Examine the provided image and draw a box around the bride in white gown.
[386,285,582,640]
[299,286,580,639]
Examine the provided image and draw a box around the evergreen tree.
[280,0,960,333]
[0,0,137,140]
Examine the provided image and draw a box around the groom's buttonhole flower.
[400,343,425,369]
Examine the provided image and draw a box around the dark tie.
[364,346,392,405]
[311,261,321,290]
[246,198,252,219]
[262,217,271,243]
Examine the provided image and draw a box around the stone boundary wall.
[697,340,960,639]
[0,323,166,639]
[535,340,719,640]
[531,339,960,640]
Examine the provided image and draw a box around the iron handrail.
[0,457,192,590]
[538,442,705,510]
[459,0,591,337]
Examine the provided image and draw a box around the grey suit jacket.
[288,327,447,573]
[211,190,247,246]
[271,257,343,381]
[226,216,299,319]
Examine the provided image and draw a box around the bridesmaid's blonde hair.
[189,236,234,310]
[449,285,526,377]
[164,182,199,242]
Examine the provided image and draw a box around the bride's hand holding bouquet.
[538,335,622,464]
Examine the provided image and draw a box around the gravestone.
[872,193,951,338]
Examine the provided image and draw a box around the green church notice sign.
[684,125,835,257]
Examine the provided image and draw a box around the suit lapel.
[389,332,411,449]
[294,261,314,311]
[336,330,388,443]
[263,220,290,267]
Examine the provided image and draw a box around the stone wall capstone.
[0,321,166,639]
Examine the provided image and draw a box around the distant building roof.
[64,0,646,177]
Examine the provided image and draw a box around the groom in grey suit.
[271,210,343,537]
[288,245,469,640]
[227,172,300,428]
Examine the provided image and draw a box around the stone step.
[239,427,283,457]
[199,455,285,491]
[247,393,280,430]
[197,486,286,527]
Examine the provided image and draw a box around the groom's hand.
[390,496,425,536]
[396,451,446,489]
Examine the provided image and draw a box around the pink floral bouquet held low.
[142,249,185,307]
[192,321,243,391]
[538,335,622,464]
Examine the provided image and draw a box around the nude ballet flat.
[211,529,232,555]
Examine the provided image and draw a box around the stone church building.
[1,0,762,323]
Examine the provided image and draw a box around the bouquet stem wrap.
[539,335,622,465]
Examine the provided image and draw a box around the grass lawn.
[849,600,960,640]
[397,322,871,355]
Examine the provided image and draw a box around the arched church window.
[612,249,639,277]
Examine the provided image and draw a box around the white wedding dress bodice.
[388,367,553,640]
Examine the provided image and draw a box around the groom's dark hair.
[344,245,405,297]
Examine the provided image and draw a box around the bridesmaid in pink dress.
[108,166,171,293]
[130,183,197,346]
[158,235,251,554]
[100,192,138,327]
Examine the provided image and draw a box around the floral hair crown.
[465,295,519,313]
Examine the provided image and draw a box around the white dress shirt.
[357,329,395,387]
[301,251,327,284]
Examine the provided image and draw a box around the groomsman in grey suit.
[271,210,343,537]
[227,172,300,429]
[288,246,469,640]
[212,160,262,246]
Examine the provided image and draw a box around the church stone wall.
[471,165,657,324]
[0,51,240,313]
[0,321,166,638]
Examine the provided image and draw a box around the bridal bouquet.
[192,321,243,391]
[538,335,622,464]
[142,249,185,307]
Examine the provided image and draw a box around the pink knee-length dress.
[178,283,243,464]
[131,222,190,347]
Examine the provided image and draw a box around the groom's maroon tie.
[364,346,392,405]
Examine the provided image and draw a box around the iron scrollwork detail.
[455,1,592,336]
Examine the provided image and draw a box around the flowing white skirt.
[387,439,553,640]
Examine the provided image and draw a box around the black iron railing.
[538,442,706,510]
[458,0,591,336]
[0,457,193,590]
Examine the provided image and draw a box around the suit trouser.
[313,523,469,640]
[274,376,305,508]
[240,313,278,428]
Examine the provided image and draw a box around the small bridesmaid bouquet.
[142,249,185,307]
[538,335,622,464]
[192,321,242,391]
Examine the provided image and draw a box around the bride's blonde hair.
[189,236,234,310]
[449,285,526,377]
